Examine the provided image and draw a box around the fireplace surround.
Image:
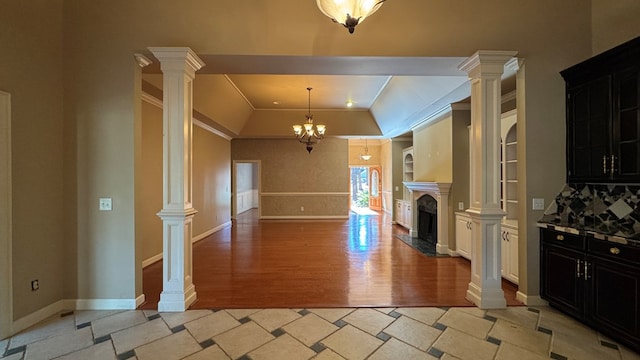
[403,181,452,254]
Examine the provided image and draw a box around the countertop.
[537,222,640,248]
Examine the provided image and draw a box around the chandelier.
[293,87,326,153]
[360,139,372,161]
[316,0,387,34]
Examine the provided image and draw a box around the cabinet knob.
[610,247,621,255]
[556,234,564,241]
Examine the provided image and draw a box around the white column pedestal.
[157,209,198,312]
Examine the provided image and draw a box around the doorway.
[0,91,12,339]
[350,166,381,213]
[232,160,260,219]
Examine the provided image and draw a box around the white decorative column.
[459,51,517,309]
[149,47,205,312]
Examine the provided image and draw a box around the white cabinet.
[501,110,518,220]
[501,223,519,284]
[455,212,472,259]
[395,199,412,229]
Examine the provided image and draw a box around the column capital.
[458,51,518,78]
[148,47,205,77]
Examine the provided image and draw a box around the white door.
[0,91,12,338]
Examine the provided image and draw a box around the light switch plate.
[532,198,545,210]
[99,198,112,211]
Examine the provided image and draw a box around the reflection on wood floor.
[141,209,521,309]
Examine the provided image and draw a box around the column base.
[466,282,506,309]
[435,243,449,255]
[158,284,197,312]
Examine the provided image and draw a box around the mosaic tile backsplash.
[538,184,640,240]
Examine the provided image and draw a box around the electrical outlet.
[395,186,399,192]
[458,202,464,210]
[300,206,304,212]
[532,198,545,210]
[99,198,112,211]
[31,279,39,291]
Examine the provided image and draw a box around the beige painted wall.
[0,0,66,320]
[232,138,349,218]
[413,118,453,183]
[138,101,163,264]
[192,126,231,235]
[592,0,640,55]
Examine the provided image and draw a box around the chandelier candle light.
[316,0,387,34]
[360,139,372,161]
[293,87,326,153]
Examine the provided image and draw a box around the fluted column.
[149,47,204,312]
[459,51,517,309]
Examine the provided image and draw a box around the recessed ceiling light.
[346,100,354,108]
[273,101,280,105]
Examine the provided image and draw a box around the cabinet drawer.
[587,237,640,264]
[541,229,585,250]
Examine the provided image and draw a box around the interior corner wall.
[231,138,349,218]
[0,0,66,320]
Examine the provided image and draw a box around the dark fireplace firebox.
[417,194,437,244]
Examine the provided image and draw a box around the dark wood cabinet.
[562,36,640,183]
[540,228,640,352]
[541,243,585,318]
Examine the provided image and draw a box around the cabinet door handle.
[505,232,509,242]
[556,234,564,241]
[611,155,616,174]
[603,155,609,174]
[576,259,582,278]
[610,247,621,255]
[584,261,590,280]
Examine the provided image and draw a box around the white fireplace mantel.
[403,181,452,255]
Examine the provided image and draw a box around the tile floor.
[1,306,639,360]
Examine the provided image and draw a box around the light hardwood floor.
[141,209,520,309]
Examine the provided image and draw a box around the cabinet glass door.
[613,68,640,180]
[567,76,611,182]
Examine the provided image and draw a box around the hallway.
[141,210,519,309]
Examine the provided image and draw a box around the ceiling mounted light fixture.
[360,139,372,161]
[316,0,387,34]
[293,87,326,153]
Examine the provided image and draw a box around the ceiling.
[142,54,516,140]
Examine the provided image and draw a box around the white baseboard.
[12,300,69,335]
[142,222,232,268]
[74,296,141,310]
[516,292,547,306]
